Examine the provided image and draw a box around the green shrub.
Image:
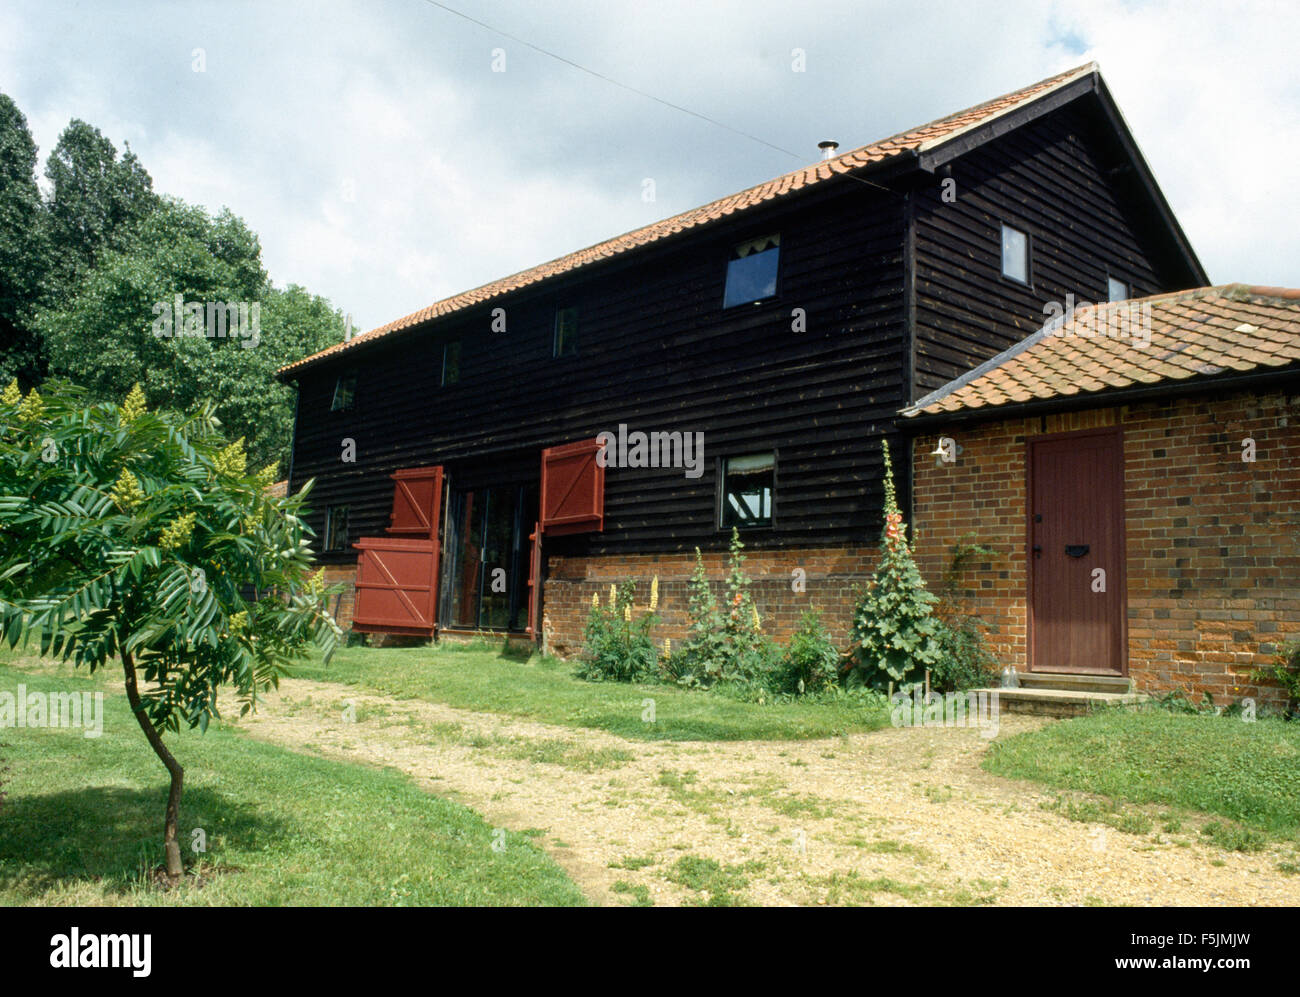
[847,441,942,691]
[1251,640,1300,719]
[576,580,659,683]
[667,529,776,689]
[928,617,995,692]
[773,608,842,695]
[926,538,999,692]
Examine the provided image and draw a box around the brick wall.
[911,389,1300,710]
[542,545,883,657]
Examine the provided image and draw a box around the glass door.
[440,484,537,632]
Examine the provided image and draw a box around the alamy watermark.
[50,928,151,977]
[596,424,704,479]
[151,294,260,348]
[891,688,1000,740]
[0,684,103,738]
[1042,294,1151,347]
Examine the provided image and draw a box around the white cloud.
[1,0,1296,331]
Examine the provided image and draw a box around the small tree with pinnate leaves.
[0,379,339,878]
[847,440,942,691]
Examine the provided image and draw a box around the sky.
[1,0,1297,332]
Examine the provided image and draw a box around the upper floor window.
[441,341,461,386]
[330,373,357,412]
[723,234,780,308]
[1000,224,1029,284]
[720,453,775,529]
[554,307,579,357]
[324,505,350,552]
[1107,276,1129,302]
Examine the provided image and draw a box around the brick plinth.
[542,546,883,658]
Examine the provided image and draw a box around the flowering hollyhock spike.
[881,438,899,514]
[885,511,904,546]
[879,441,911,551]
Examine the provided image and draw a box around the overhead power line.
[416,0,896,195]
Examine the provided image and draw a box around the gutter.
[899,365,1300,430]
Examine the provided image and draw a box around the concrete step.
[1014,671,1132,694]
[973,685,1147,718]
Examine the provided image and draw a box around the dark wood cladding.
[911,95,1192,395]
[288,91,1199,562]
[291,179,908,559]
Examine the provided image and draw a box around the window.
[720,453,775,529]
[723,234,780,308]
[553,307,578,357]
[330,373,356,412]
[1107,276,1129,302]
[324,505,350,552]
[441,340,461,386]
[1000,224,1029,284]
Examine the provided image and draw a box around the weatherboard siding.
[911,98,1180,395]
[290,179,910,559]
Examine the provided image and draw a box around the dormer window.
[1000,224,1029,284]
[723,234,781,308]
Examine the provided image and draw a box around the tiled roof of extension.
[278,62,1100,377]
[903,285,1300,419]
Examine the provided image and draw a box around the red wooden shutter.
[540,438,605,535]
[351,537,439,634]
[387,466,443,538]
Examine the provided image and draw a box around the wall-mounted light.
[932,436,962,464]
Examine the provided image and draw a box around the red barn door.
[352,465,445,636]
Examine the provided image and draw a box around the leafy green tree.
[847,440,942,691]
[42,119,157,291]
[0,93,49,386]
[0,379,340,878]
[37,199,344,473]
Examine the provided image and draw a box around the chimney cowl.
[817,140,839,160]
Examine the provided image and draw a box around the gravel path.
[230,677,1300,907]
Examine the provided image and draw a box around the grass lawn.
[289,642,890,741]
[984,708,1300,846]
[0,662,586,906]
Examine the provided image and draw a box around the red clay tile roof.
[279,62,1100,377]
[903,285,1300,418]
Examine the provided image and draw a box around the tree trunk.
[122,650,184,878]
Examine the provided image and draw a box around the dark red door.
[1027,428,1126,674]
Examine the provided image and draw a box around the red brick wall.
[542,546,883,658]
[911,389,1300,710]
